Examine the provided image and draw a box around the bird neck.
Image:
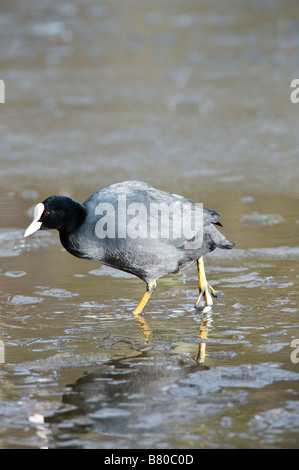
[59,198,87,235]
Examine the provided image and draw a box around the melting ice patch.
[9,295,43,305]
[35,287,79,298]
[180,363,299,395]
[241,212,284,226]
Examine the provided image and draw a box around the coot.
[24,181,234,313]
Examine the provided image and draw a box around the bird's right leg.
[195,257,216,309]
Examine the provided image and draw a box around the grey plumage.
[68,181,234,283]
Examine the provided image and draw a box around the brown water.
[0,0,299,449]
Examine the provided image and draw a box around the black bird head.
[24,196,86,236]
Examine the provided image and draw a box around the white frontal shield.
[24,203,45,237]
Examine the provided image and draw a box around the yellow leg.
[133,280,156,314]
[195,257,216,309]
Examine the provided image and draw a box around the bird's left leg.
[195,257,216,308]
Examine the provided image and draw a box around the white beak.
[24,203,45,237]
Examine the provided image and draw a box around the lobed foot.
[195,284,217,309]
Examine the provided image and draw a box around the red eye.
[44,211,50,216]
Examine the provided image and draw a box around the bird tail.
[218,237,235,250]
[203,208,234,250]
[208,225,235,250]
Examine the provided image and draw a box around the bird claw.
[195,285,217,310]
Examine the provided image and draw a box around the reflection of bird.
[24,181,234,313]
[197,312,214,363]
